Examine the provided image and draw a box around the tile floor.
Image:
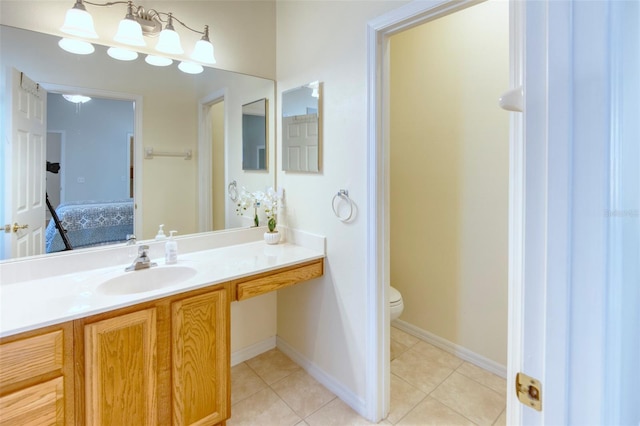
[229,327,507,426]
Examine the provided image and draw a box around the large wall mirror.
[242,98,268,171]
[0,24,275,261]
[281,82,322,173]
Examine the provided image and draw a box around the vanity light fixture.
[59,0,216,73]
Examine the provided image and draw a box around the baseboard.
[392,319,507,378]
[276,336,367,417]
[231,336,276,366]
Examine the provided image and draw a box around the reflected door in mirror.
[281,82,321,172]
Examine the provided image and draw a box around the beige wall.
[389,0,509,366]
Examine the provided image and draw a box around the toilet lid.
[389,286,402,304]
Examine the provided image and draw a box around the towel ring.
[228,180,238,202]
[332,189,354,222]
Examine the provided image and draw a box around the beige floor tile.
[246,348,301,385]
[391,339,409,361]
[391,348,455,394]
[396,397,476,426]
[386,374,426,424]
[231,362,268,405]
[295,421,310,426]
[306,398,377,426]
[431,372,505,426]
[390,327,420,348]
[228,387,301,426]
[410,341,464,370]
[493,409,506,426]
[271,369,336,418]
[456,362,507,398]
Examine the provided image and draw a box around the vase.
[264,231,280,245]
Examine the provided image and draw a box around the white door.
[3,68,47,258]
[282,114,319,172]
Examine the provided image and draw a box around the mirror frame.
[281,82,322,173]
[242,98,269,171]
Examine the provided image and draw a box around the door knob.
[4,223,29,233]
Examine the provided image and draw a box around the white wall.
[275,0,410,412]
[389,0,509,367]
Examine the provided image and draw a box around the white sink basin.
[98,266,198,295]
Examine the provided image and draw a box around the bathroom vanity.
[0,233,324,425]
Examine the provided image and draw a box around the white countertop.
[0,241,324,338]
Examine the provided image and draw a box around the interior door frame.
[365,0,524,421]
[198,89,227,232]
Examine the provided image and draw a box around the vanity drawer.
[0,330,64,390]
[235,258,324,301]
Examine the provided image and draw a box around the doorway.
[386,1,509,422]
[366,0,524,422]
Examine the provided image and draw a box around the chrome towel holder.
[332,189,354,222]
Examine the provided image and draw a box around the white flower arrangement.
[235,186,280,232]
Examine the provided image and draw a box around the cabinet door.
[84,308,157,425]
[172,289,229,426]
[0,377,64,425]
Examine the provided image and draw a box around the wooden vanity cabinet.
[0,258,321,425]
[75,284,230,426]
[0,322,74,425]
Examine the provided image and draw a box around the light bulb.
[114,18,145,47]
[60,1,98,39]
[107,47,138,61]
[58,38,95,55]
[145,55,173,67]
[156,16,183,55]
[178,61,203,74]
[191,26,216,64]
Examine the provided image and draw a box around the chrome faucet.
[125,245,157,272]
[126,234,137,245]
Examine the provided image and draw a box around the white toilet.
[389,286,404,321]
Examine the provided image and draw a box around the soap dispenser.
[165,230,178,264]
[155,224,167,240]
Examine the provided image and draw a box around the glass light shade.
[178,61,204,74]
[156,28,183,55]
[63,94,91,104]
[60,7,98,39]
[107,47,138,61]
[145,55,173,67]
[191,39,216,64]
[58,38,95,55]
[113,18,146,47]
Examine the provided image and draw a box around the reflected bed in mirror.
[242,98,268,171]
[0,24,275,261]
[281,81,322,173]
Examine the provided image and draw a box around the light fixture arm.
[80,0,208,37]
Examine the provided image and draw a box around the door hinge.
[516,372,542,411]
